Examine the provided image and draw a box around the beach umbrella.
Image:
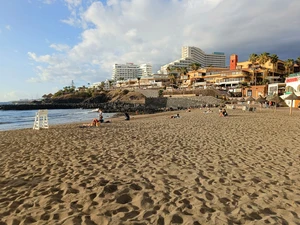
[284,92,300,115]
[245,96,255,106]
[245,96,255,102]
[255,95,266,111]
[239,97,245,102]
[269,94,283,112]
[256,95,266,103]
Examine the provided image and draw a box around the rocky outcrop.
[82,93,110,104]
[0,90,223,112]
[145,96,223,110]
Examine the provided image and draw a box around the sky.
[0,0,300,102]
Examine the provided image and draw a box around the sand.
[0,108,300,225]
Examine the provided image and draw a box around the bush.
[122,89,130,95]
[158,90,164,97]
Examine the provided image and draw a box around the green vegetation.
[270,54,279,77]
[158,89,164,97]
[189,63,201,71]
[284,59,294,77]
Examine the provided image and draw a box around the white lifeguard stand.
[33,110,49,130]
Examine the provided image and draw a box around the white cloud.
[42,0,56,4]
[61,0,84,26]
[29,0,300,84]
[5,25,11,30]
[2,91,31,102]
[64,0,82,8]
[50,44,70,52]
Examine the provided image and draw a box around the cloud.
[29,0,300,84]
[50,44,70,52]
[64,0,82,8]
[2,91,31,102]
[61,0,84,26]
[5,25,11,30]
[42,0,56,4]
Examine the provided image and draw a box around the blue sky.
[1,0,300,102]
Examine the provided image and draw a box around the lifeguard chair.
[33,110,49,130]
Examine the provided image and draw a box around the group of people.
[84,106,229,127]
[86,109,109,127]
[219,108,228,117]
[170,113,180,118]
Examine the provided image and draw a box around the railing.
[288,72,300,77]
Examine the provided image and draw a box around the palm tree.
[108,80,114,89]
[296,57,300,65]
[249,53,258,85]
[190,63,201,72]
[180,67,188,76]
[178,67,188,87]
[166,66,177,88]
[137,77,141,89]
[166,66,172,75]
[258,52,270,80]
[189,63,201,86]
[258,52,270,65]
[284,59,294,77]
[270,54,279,77]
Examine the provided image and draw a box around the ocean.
[0,108,115,131]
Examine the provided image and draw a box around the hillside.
[49,90,146,104]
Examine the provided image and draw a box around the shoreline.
[0,108,300,224]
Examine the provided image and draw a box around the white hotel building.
[112,63,152,81]
[159,46,226,74]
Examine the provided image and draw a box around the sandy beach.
[0,108,300,225]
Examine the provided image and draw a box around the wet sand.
[0,108,300,224]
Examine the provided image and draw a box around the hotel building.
[138,64,153,77]
[159,46,226,74]
[112,63,152,81]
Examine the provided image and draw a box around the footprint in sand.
[116,194,132,204]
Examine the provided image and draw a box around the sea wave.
[0,121,14,125]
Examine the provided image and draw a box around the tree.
[258,52,270,65]
[168,74,177,86]
[166,66,177,87]
[108,80,114,89]
[249,53,258,85]
[284,59,294,77]
[190,63,201,72]
[177,67,188,87]
[137,77,141,89]
[296,57,300,65]
[258,52,270,80]
[158,89,164,97]
[270,54,279,77]
[166,66,172,75]
[189,63,201,85]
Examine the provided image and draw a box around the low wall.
[163,94,196,97]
